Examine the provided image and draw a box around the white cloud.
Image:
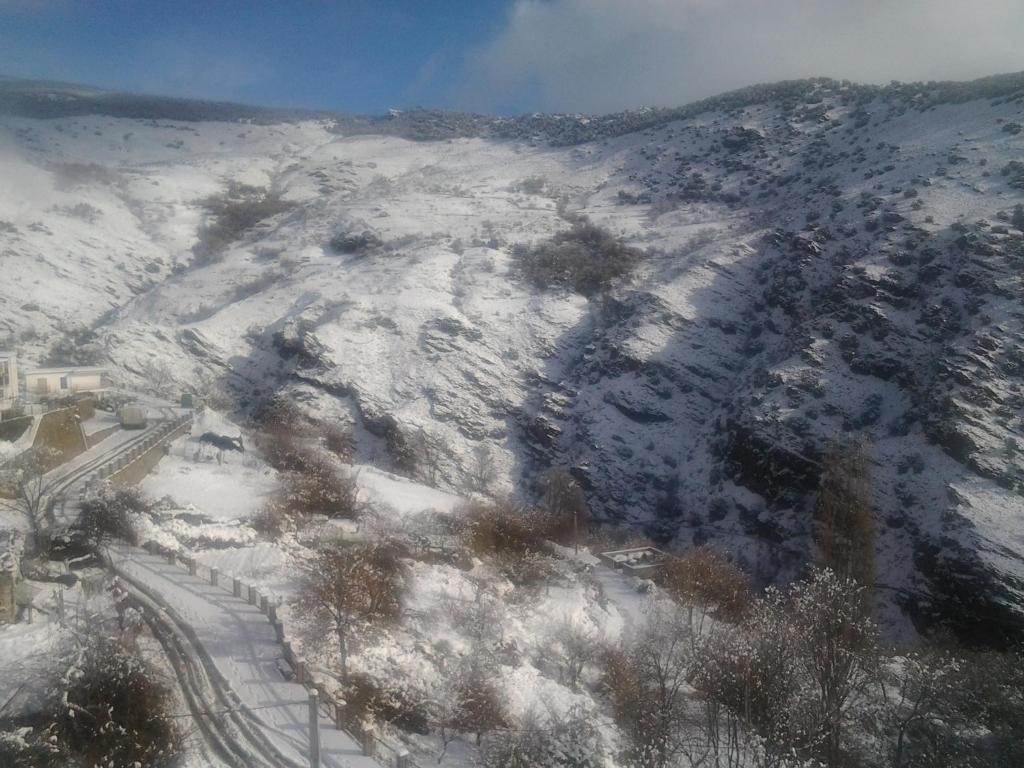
[457,0,1024,114]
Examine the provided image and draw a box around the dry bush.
[192,183,295,265]
[657,547,750,626]
[815,436,876,591]
[58,636,180,768]
[540,468,588,548]
[251,501,296,538]
[461,500,560,584]
[322,423,355,462]
[294,542,406,679]
[279,452,359,519]
[467,443,497,493]
[693,569,878,766]
[481,705,604,768]
[341,673,430,735]
[254,396,309,472]
[512,220,643,296]
[546,619,599,690]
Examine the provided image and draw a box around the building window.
[60,376,69,390]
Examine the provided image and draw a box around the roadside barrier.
[143,541,417,768]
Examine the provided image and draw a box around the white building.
[0,351,18,412]
[22,365,109,398]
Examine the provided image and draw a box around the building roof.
[24,366,108,376]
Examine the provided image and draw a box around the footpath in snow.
[110,547,377,768]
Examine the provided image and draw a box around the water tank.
[119,404,147,429]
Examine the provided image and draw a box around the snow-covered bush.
[192,182,295,265]
[78,485,147,546]
[58,636,180,768]
[512,219,643,296]
[278,451,360,519]
[481,705,604,768]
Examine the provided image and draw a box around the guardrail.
[76,412,193,501]
[141,540,420,768]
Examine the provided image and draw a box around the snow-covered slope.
[1,76,1022,641]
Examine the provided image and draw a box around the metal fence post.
[308,690,321,768]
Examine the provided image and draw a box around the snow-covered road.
[111,547,378,768]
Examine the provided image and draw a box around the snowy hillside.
[1,75,1023,641]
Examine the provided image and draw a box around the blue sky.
[0,1,512,113]
[2,1,1023,116]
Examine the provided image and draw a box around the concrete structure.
[0,530,23,623]
[598,546,669,576]
[23,365,109,398]
[118,403,148,429]
[0,350,18,411]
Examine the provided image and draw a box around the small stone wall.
[109,418,191,487]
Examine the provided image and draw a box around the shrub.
[341,673,430,734]
[0,728,67,767]
[192,183,294,265]
[1012,203,1024,231]
[481,705,604,768]
[512,220,642,296]
[461,500,561,583]
[253,395,308,471]
[279,452,359,519]
[322,423,355,462]
[328,230,382,255]
[58,636,179,768]
[78,486,146,546]
[251,501,295,537]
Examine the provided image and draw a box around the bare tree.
[294,542,405,680]
[693,595,801,756]
[540,468,587,553]
[548,618,597,690]
[0,447,62,554]
[872,649,975,768]
[605,603,698,768]
[468,444,497,494]
[788,568,879,766]
[412,428,444,487]
[450,660,507,746]
[816,436,875,591]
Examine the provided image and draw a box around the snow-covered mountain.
[1,74,1022,642]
